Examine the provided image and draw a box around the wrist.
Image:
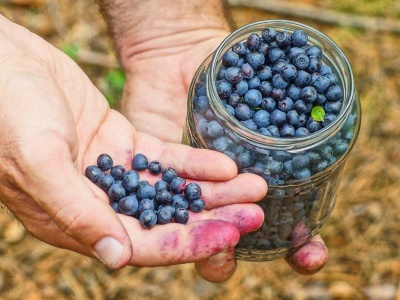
[97,0,234,68]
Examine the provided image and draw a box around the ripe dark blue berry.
[170,177,186,194]
[96,173,115,192]
[97,154,113,171]
[157,205,175,224]
[132,153,148,171]
[139,210,157,229]
[85,165,102,183]
[172,194,189,209]
[184,182,202,201]
[189,198,206,213]
[148,160,162,175]
[138,198,155,215]
[155,189,173,205]
[108,182,126,201]
[162,167,178,184]
[110,165,126,181]
[118,195,139,216]
[174,208,190,224]
[261,27,277,43]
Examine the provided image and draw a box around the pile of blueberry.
[213,28,343,137]
[191,26,357,185]
[85,153,205,229]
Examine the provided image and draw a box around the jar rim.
[208,19,355,151]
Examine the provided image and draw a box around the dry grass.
[0,1,400,299]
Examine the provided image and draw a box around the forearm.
[97,0,234,66]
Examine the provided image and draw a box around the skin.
[0,14,266,269]
[97,0,329,282]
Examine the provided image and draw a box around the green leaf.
[311,106,325,122]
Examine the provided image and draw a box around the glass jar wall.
[183,20,361,261]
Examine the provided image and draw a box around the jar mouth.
[208,19,355,151]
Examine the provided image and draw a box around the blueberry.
[319,64,332,76]
[118,195,139,216]
[259,81,273,97]
[232,79,249,96]
[292,53,310,70]
[237,150,255,168]
[326,84,343,101]
[282,160,294,179]
[138,198,155,215]
[257,65,273,81]
[248,76,261,89]
[319,144,334,159]
[96,173,115,192]
[172,194,189,209]
[261,27,277,43]
[306,45,323,59]
[162,167,178,184]
[235,103,253,121]
[97,153,113,171]
[263,124,281,137]
[324,100,342,114]
[108,182,126,201]
[331,138,348,155]
[293,100,308,114]
[306,118,322,133]
[232,42,248,56]
[246,51,265,69]
[122,170,140,193]
[294,70,311,87]
[322,113,337,127]
[110,201,119,213]
[312,75,331,93]
[307,56,321,73]
[261,97,276,112]
[294,168,311,179]
[146,160,162,175]
[154,180,170,192]
[110,165,126,181]
[270,109,287,126]
[155,189,173,205]
[286,84,302,100]
[271,59,287,75]
[206,120,224,137]
[314,93,327,106]
[279,123,295,137]
[184,182,202,201]
[301,86,317,103]
[280,64,297,81]
[85,165,103,183]
[132,153,148,171]
[228,93,241,107]
[241,63,254,79]
[189,198,206,213]
[291,29,308,47]
[225,67,243,84]
[295,127,310,137]
[213,136,230,152]
[215,79,232,98]
[193,95,209,113]
[312,160,329,172]
[240,119,258,131]
[246,33,261,50]
[275,31,291,48]
[270,88,286,101]
[170,177,186,194]
[272,74,288,89]
[277,97,294,112]
[292,154,310,169]
[137,182,156,200]
[266,158,283,173]
[326,73,339,85]
[286,110,300,127]
[174,208,190,224]
[222,50,240,67]
[257,42,270,56]
[288,47,306,61]
[139,209,157,229]
[268,47,285,63]
[253,110,271,128]
[157,205,175,224]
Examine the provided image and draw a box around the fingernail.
[94,237,124,267]
[207,250,230,268]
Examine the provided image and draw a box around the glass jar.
[182,20,361,261]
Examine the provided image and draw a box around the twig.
[228,0,400,34]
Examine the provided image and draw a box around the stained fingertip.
[285,235,328,275]
[194,247,237,283]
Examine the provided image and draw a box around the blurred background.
[0,0,399,299]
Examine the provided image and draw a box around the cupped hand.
[0,16,266,269]
[119,28,328,281]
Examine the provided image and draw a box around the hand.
[119,28,328,281]
[0,15,267,270]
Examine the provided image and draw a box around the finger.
[194,248,237,283]
[285,234,328,275]
[117,203,262,267]
[133,132,239,181]
[22,157,133,269]
[191,173,268,209]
